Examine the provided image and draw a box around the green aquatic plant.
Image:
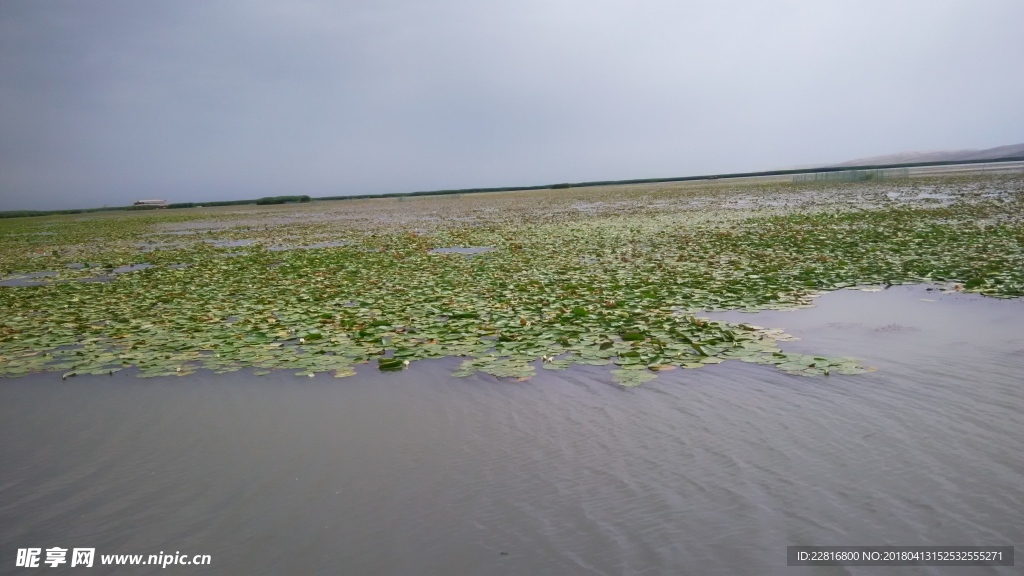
[1,174,1022,384]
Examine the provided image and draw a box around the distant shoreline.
[4,156,1023,219]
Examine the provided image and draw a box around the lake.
[2,284,1021,575]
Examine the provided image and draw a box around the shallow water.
[429,246,495,255]
[205,239,256,248]
[0,271,57,287]
[136,242,186,252]
[268,241,348,251]
[111,263,154,274]
[0,264,158,288]
[1,286,1022,575]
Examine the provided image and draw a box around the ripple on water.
[1,285,1021,575]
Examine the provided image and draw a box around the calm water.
[2,286,1022,575]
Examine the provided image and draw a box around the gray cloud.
[2,0,1023,210]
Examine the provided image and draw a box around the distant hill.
[834,143,1024,167]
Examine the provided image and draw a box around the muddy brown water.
[1,286,1022,575]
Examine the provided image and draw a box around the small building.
[133,199,168,208]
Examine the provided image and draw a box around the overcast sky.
[2,1,1022,210]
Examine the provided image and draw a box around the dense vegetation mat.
[2,175,1021,384]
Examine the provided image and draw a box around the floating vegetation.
[1,174,1022,383]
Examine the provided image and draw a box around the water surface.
[1,286,1021,575]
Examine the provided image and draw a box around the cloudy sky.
[2,1,1022,210]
